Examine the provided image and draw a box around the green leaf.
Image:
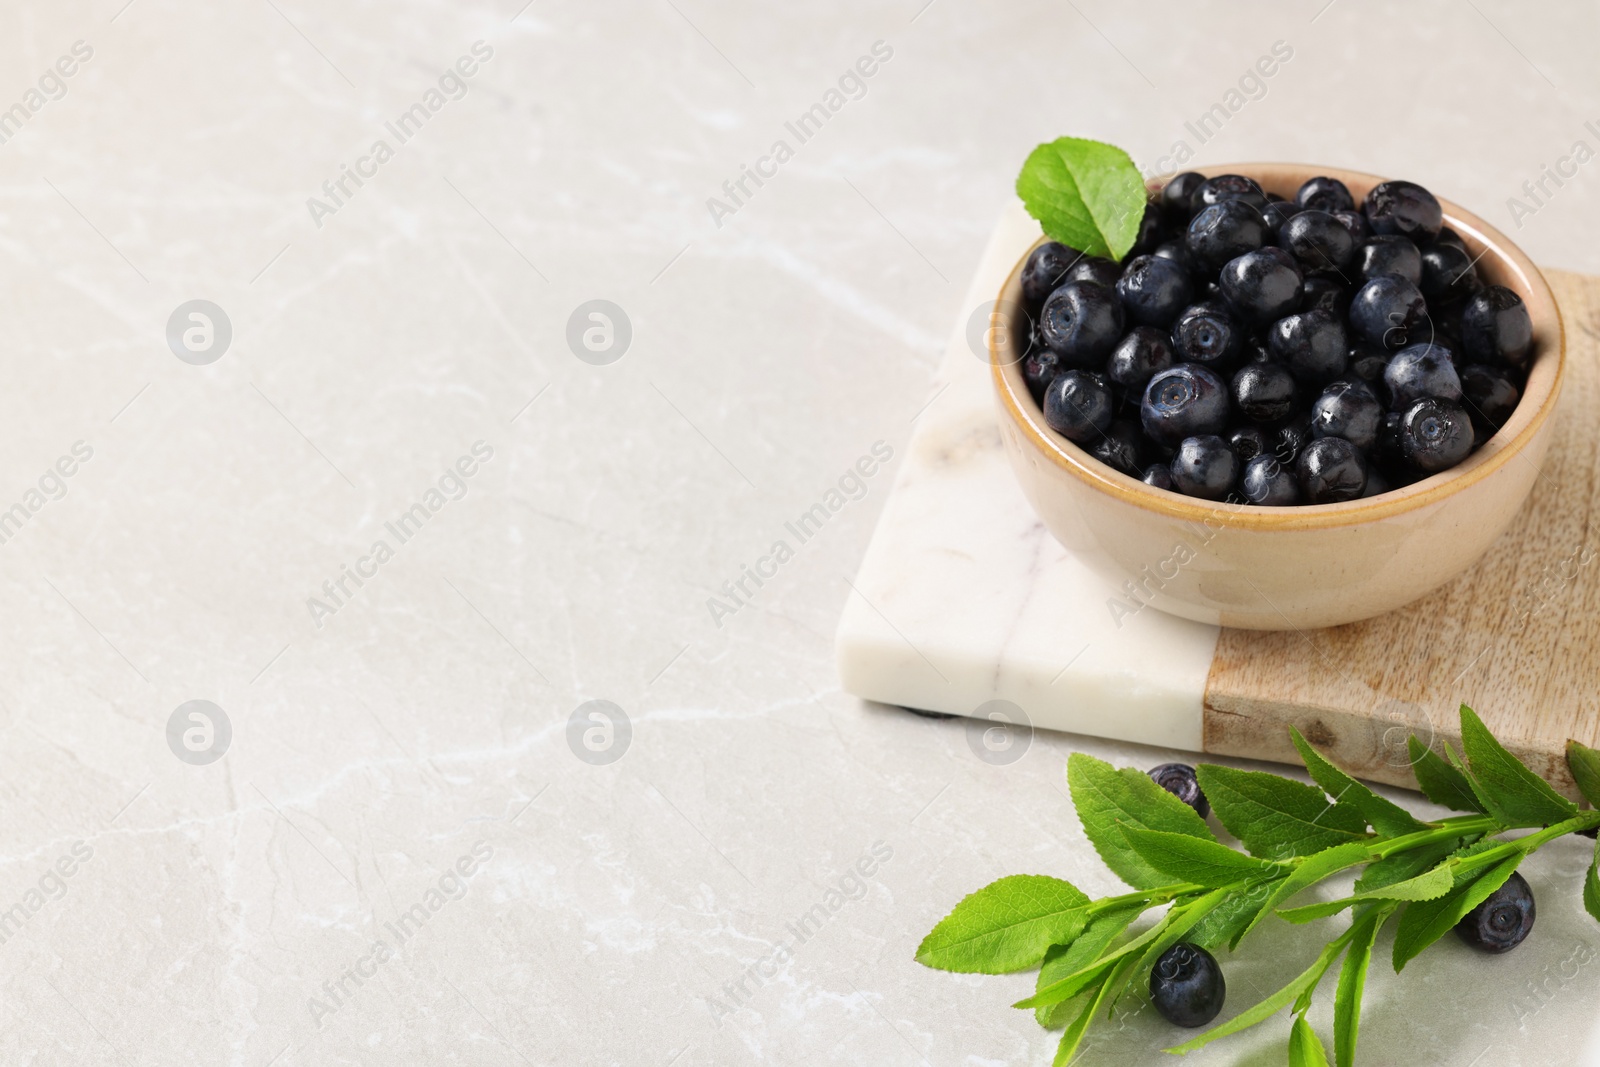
[1016,896,1217,1011]
[1568,739,1600,809]
[1234,842,1374,946]
[1052,953,1139,1067]
[1391,852,1522,972]
[1291,727,1428,838]
[1014,137,1147,260]
[1116,889,1231,1011]
[1167,937,1345,1054]
[915,875,1090,973]
[1289,1012,1332,1067]
[1068,753,1216,890]
[1188,880,1279,952]
[1196,764,1369,858]
[1279,862,1455,924]
[1354,837,1465,894]
[1333,905,1388,1067]
[1458,704,1577,827]
[1035,903,1144,1027]
[1585,843,1600,926]
[1119,827,1284,889]
[1407,736,1485,813]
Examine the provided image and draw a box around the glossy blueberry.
[1455,871,1535,953]
[1310,379,1383,451]
[1460,363,1521,434]
[1227,425,1269,463]
[1298,436,1367,503]
[1277,210,1356,276]
[1361,466,1392,498]
[1240,454,1299,505]
[1420,242,1480,302]
[1171,435,1239,500]
[1259,199,1302,229]
[1358,235,1423,286]
[1091,419,1145,477]
[1141,364,1231,447]
[1106,327,1176,393]
[1172,302,1243,367]
[1192,173,1269,213]
[1219,249,1304,327]
[1022,349,1061,404]
[1039,281,1125,366]
[1400,398,1473,473]
[1187,200,1269,274]
[1332,209,1370,244]
[1148,763,1209,817]
[1268,308,1348,387]
[1301,275,1349,316]
[1364,180,1443,240]
[1242,334,1272,364]
[1021,241,1083,309]
[1230,362,1297,424]
[1435,227,1468,253]
[1130,202,1166,257]
[1064,256,1123,290]
[1294,175,1356,214]
[1150,943,1226,1028]
[1118,255,1195,327]
[1384,343,1462,410]
[1162,171,1206,224]
[1349,274,1429,351]
[1268,413,1313,465]
[1348,343,1391,394]
[1043,370,1114,444]
[1460,285,1534,370]
[1143,463,1177,491]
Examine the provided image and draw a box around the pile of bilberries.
[1018,173,1534,505]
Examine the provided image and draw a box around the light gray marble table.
[4,1,1600,1064]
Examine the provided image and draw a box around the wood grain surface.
[1203,268,1600,798]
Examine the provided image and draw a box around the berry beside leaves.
[914,706,1600,1065]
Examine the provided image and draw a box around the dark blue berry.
[1150,943,1226,1028]
[1348,343,1391,399]
[1268,308,1348,387]
[1162,172,1206,224]
[1349,275,1428,351]
[1219,249,1303,327]
[1118,255,1195,327]
[1227,425,1269,463]
[1298,436,1367,503]
[1106,327,1175,393]
[1091,419,1145,477]
[1065,256,1123,290]
[1149,763,1209,817]
[1332,209,1370,244]
[1435,227,1468,253]
[1460,286,1534,370]
[1294,176,1355,214]
[1455,871,1535,953]
[1173,302,1243,367]
[1231,362,1297,424]
[1460,363,1520,435]
[1022,349,1061,403]
[1192,174,1269,213]
[1420,242,1480,302]
[1039,281,1125,366]
[1241,454,1300,505]
[1400,398,1473,473]
[1358,235,1423,286]
[1384,343,1462,410]
[1277,210,1356,276]
[1143,463,1176,491]
[1310,379,1383,451]
[1301,275,1349,315]
[1171,435,1239,500]
[1130,202,1166,257]
[1364,180,1443,240]
[1269,413,1313,465]
[1361,466,1392,497]
[1259,199,1302,229]
[1187,200,1269,274]
[1043,370,1114,444]
[1021,241,1083,309]
[1141,364,1230,447]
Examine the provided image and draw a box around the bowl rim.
[991,163,1566,532]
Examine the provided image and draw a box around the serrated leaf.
[1196,764,1369,858]
[1166,938,1345,1054]
[1408,736,1485,813]
[1035,903,1144,1027]
[1237,842,1375,946]
[1568,739,1600,809]
[1333,905,1388,1067]
[1289,1012,1332,1067]
[1119,827,1284,889]
[1354,837,1465,894]
[1068,753,1216,890]
[1015,137,1146,260]
[1188,881,1277,953]
[1583,842,1600,926]
[1391,852,1522,972]
[1291,727,1429,838]
[915,875,1090,973]
[1280,862,1455,924]
[1458,704,1577,826]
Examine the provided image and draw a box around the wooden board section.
[1203,268,1600,797]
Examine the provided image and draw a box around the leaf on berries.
[1015,136,1147,260]
[1391,851,1522,972]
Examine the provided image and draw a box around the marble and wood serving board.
[837,202,1600,797]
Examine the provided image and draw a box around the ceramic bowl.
[991,164,1564,630]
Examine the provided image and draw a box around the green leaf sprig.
[1014,136,1148,261]
[916,706,1600,1065]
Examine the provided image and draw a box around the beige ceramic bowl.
[992,164,1564,630]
